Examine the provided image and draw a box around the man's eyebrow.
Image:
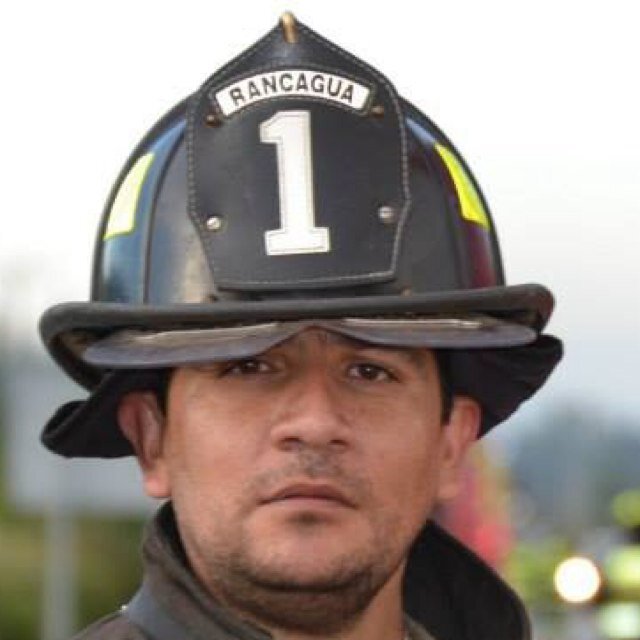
[324,332,431,371]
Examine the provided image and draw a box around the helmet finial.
[280,12,298,44]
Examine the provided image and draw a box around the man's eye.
[347,362,395,382]
[223,359,271,376]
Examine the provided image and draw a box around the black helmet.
[40,14,562,458]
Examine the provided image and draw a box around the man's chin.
[211,553,386,636]
[249,509,365,558]
[246,557,363,591]
[272,537,352,565]
[195,515,406,636]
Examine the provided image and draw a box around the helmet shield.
[187,24,410,290]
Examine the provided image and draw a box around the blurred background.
[1,1,639,638]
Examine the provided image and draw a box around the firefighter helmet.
[40,14,562,457]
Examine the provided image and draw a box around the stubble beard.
[185,453,411,636]
[204,525,402,635]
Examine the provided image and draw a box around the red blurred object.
[436,446,513,571]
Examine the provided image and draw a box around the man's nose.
[269,371,350,452]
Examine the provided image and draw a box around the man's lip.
[262,483,355,507]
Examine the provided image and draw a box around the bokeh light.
[554,556,601,604]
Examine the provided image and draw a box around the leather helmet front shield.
[187,22,410,290]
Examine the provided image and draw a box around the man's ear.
[118,391,171,499]
[436,396,481,502]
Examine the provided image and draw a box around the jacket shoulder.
[72,611,149,640]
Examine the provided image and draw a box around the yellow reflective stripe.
[435,144,490,229]
[103,153,155,240]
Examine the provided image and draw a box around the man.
[39,13,562,640]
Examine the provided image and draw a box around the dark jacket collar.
[403,522,531,640]
[142,504,269,640]
[142,503,530,640]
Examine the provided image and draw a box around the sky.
[1,0,639,421]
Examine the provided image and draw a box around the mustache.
[248,449,372,503]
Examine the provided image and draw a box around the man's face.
[121,329,479,632]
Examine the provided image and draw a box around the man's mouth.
[262,483,355,508]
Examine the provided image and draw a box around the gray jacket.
[74,503,529,640]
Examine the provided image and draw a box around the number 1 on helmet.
[260,110,331,256]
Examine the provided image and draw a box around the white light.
[554,556,601,604]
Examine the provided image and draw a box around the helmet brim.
[39,283,562,458]
[41,283,555,388]
[82,315,536,369]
